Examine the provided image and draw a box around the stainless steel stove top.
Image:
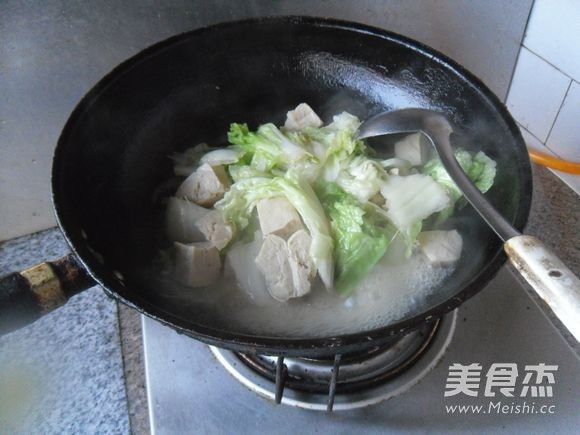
[209,312,456,412]
[143,267,579,434]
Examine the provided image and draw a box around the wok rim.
[52,15,532,356]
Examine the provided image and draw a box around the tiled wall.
[506,0,580,194]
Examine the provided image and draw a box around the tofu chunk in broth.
[287,229,316,297]
[195,209,235,250]
[173,241,221,287]
[256,197,304,239]
[255,234,295,302]
[176,163,231,207]
[418,230,463,266]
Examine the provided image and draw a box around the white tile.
[523,0,580,82]
[506,48,570,142]
[546,81,580,161]
[520,125,580,196]
[519,124,548,152]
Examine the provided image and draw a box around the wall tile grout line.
[504,46,525,104]
[519,123,544,145]
[505,4,537,102]
[519,123,561,159]
[544,79,573,151]
[522,44,577,82]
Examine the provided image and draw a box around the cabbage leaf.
[317,182,396,295]
[422,149,497,223]
[215,172,334,289]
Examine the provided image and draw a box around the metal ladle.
[357,108,580,348]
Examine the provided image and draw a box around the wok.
[0,17,532,357]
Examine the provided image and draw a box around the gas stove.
[143,267,579,433]
[211,313,454,412]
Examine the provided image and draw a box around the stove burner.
[237,320,440,395]
[210,310,457,412]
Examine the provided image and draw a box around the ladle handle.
[0,253,94,335]
[505,235,580,345]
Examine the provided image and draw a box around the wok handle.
[0,253,95,335]
[505,235,580,345]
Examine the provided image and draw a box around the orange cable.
[528,148,580,175]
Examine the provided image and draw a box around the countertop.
[0,164,577,434]
[0,232,130,433]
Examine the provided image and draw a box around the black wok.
[0,17,532,357]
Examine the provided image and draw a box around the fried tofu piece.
[255,234,294,302]
[173,241,221,287]
[176,163,230,207]
[165,197,209,243]
[287,229,316,297]
[256,197,303,239]
[195,209,235,250]
[255,231,315,301]
[284,103,323,131]
[418,230,463,265]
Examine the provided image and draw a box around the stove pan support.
[212,311,457,411]
[274,353,343,411]
[274,356,287,404]
[327,354,342,412]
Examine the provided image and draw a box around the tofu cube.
[394,132,431,166]
[284,103,323,131]
[165,197,209,243]
[287,229,316,297]
[418,230,463,265]
[255,234,294,302]
[195,209,235,250]
[256,197,303,239]
[176,163,231,207]
[173,241,221,287]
